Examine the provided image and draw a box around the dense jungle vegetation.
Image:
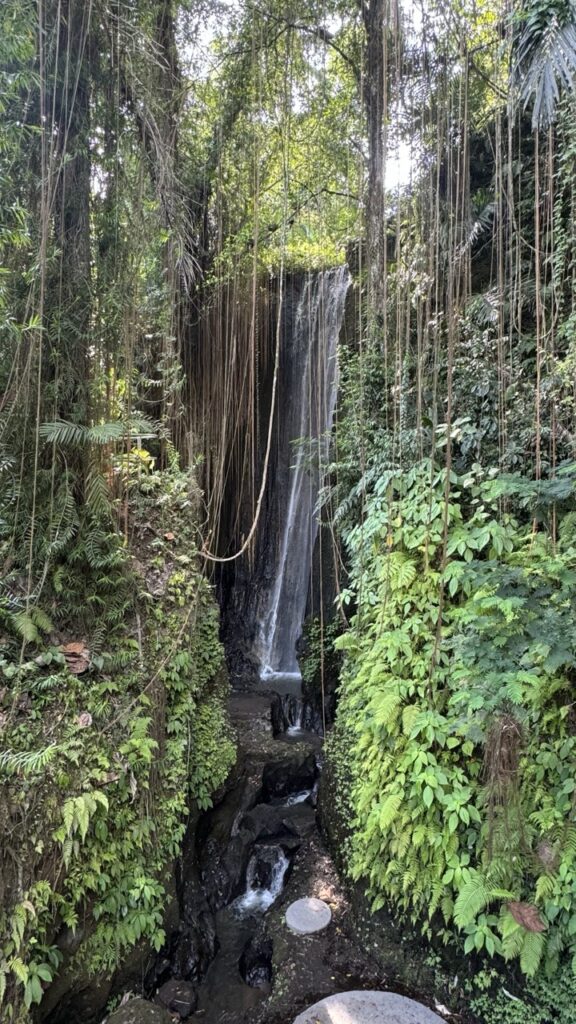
[2,0,576,1021]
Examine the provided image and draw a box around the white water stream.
[257,266,350,681]
[231,846,291,918]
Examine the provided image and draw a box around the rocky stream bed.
[45,690,466,1024]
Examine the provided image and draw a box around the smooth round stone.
[292,991,445,1024]
[285,896,332,934]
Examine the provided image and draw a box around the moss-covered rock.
[104,998,172,1024]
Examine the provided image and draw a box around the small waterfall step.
[232,845,290,918]
[292,991,445,1024]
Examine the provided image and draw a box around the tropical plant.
[329,458,576,977]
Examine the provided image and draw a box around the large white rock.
[285,896,332,934]
[292,991,445,1024]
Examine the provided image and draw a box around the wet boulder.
[262,753,318,802]
[200,831,255,910]
[169,913,217,983]
[104,997,173,1024]
[249,845,285,890]
[280,802,316,839]
[156,978,197,1018]
[239,930,273,991]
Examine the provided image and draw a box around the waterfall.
[232,846,290,918]
[256,266,350,681]
[286,701,304,736]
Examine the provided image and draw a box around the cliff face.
[208,269,349,685]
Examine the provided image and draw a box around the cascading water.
[286,701,304,736]
[232,846,290,918]
[256,266,350,682]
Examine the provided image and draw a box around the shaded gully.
[150,692,323,1023]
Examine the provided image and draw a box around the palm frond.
[40,416,157,449]
[515,1,576,129]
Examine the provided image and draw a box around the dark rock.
[280,803,316,839]
[249,846,283,890]
[238,799,314,843]
[261,753,318,802]
[270,694,324,737]
[270,693,286,736]
[156,978,197,1018]
[239,803,283,838]
[56,924,86,956]
[145,957,171,992]
[170,817,218,980]
[239,931,273,991]
[197,768,265,910]
[43,972,115,1024]
[170,914,217,983]
[104,997,173,1024]
[200,831,255,910]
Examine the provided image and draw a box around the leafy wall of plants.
[0,465,235,1022]
[327,458,576,983]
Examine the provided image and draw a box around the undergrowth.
[470,964,576,1023]
[328,457,576,983]
[0,462,235,1021]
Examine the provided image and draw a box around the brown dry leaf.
[61,642,86,654]
[508,901,547,933]
[60,641,90,674]
[67,656,89,675]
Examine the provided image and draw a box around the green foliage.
[329,457,576,978]
[0,464,235,1018]
[300,615,343,693]
[514,0,576,129]
[471,961,576,1023]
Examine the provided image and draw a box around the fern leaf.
[454,872,490,926]
[379,792,403,831]
[520,931,545,977]
[11,611,39,643]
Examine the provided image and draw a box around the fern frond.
[85,465,112,520]
[454,872,490,926]
[0,744,59,776]
[520,931,545,976]
[515,2,576,129]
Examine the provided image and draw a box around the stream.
[183,693,322,1023]
[144,267,349,1022]
[145,268,346,1022]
